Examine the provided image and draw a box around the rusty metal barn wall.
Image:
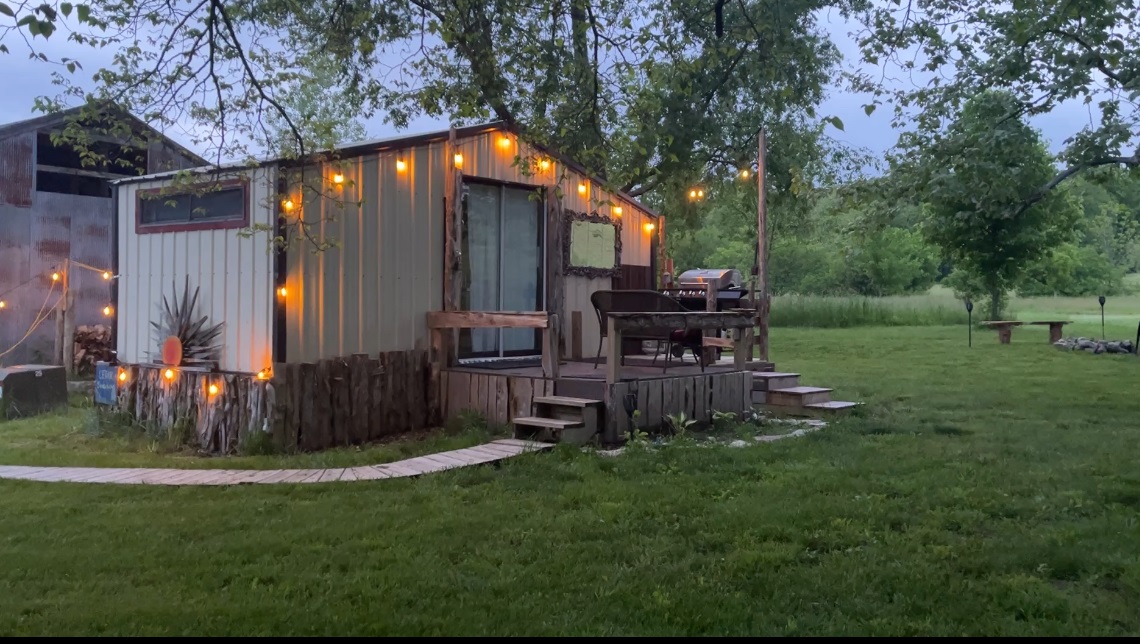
[115,168,277,373]
[0,188,114,367]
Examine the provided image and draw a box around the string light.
[644,222,656,233]
[396,159,407,172]
[283,199,295,212]
[277,286,287,298]
[256,369,271,381]
[332,173,345,185]
[497,135,511,149]
[102,305,113,317]
[698,189,705,198]
[118,369,128,383]
[538,159,551,171]
[740,169,751,179]
[0,300,5,309]
[688,189,697,200]
[51,271,60,282]
[613,206,623,216]
[453,153,464,169]
[208,383,219,396]
[163,368,176,381]
[577,183,587,195]
[102,271,112,280]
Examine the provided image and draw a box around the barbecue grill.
[661,268,750,311]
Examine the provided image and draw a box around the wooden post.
[605,316,621,386]
[541,314,560,380]
[570,310,583,360]
[733,326,753,371]
[63,287,76,377]
[755,128,770,363]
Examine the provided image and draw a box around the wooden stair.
[752,369,860,416]
[512,395,602,445]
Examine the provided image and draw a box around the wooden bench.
[1027,320,1073,343]
[981,320,1074,344]
[980,320,1023,344]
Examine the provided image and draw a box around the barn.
[111,122,765,453]
[0,106,202,367]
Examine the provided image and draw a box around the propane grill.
[660,268,750,312]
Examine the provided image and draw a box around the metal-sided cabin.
[111,123,754,453]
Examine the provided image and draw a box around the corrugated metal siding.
[0,191,114,366]
[284,143,446,361]
[565,275,612,359]
[454,131,655,266]
[115,168,277,373]
[0,132,33,207]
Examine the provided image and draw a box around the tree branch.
[1015,149,1140,216]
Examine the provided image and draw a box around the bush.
[844,228,940,296]
[770,241,846,295]
[1017,243,1124,296]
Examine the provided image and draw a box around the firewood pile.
[73,324,113,374]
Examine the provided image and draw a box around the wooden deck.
[447,357,737,381]
[0,439,551,486]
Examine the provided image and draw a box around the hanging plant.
[151,277,224,366]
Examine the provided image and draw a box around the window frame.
[134,178,250,234]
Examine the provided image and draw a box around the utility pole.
[755,128,770,363]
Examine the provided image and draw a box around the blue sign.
[94,362,118,405]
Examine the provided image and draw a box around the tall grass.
[771,294,967,328]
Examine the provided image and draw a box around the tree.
[2,0,863,210]
[267,54,369,158]
[855,0,1139,213]
[921,91,1079,319]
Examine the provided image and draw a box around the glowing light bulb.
[0,300,5,309]
[277,286,287,298]
[498,136,511,149]
[396,159,407,172]
[689,189,697,199]
[577,183,587,195]
[644,222,656,233]
[103,305,113,317]
[698,189,705,198]
[283,199,295,212]
[740,169,750,179]
[613,206,623,216]
[163,368,175,381]
[453,153,464,168]
[118,370,128,382]
[256,369,270,381]
[51,272,60,282]
[332,173,345,185]
[102,271,112,280]
[208,383,219,396]
[539,159,551,171]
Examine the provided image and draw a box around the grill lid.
[675,268,744,289]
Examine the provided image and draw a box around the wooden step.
[805,401,859,414]
[751,390,767,405]
[751,372,800,391]
[763,401,860,417]
[533,395,601,408]
[512,416,596,445]
[768,386,831,407]
[513,417,582,429]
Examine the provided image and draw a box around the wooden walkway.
[0,439,551,486]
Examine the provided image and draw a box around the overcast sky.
[0,9,1093,163]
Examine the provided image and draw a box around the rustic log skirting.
[116,350,436,455]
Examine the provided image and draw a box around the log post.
[756,127,770,362]
[606,315,621,386]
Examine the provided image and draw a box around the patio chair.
[590,289,705,373]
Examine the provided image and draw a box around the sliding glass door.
[459,181,544,360]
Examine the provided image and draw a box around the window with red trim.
[136,180,249,233]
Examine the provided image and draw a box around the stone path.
[0,439,552,486]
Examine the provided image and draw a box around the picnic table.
[980,320,1073,344]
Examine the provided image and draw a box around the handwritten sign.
[94,362,117,406]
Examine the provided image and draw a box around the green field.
[2,319,1140,635]
[773,280,1140,331]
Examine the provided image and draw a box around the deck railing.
[427,311,559,379]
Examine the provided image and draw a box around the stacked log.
[73,325,113,375]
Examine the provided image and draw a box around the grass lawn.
[3,321,1140,635]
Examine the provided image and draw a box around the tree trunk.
[989,287,1002,321]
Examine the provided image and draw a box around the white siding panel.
[115,167,277,373]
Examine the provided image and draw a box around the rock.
[728,439,749,448]
[1094,343,1107,354]
[1078,339,1097,350]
